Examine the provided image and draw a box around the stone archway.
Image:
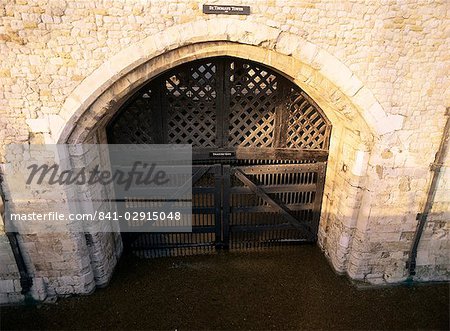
[21,19,407,298]
[48,18,405,143]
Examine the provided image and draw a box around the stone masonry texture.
[0,0,448,303]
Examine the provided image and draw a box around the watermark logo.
[3,144,193,233]
[26,161,170,190]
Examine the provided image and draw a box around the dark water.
[1,246,449,330]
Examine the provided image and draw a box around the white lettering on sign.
[202,4,250,15]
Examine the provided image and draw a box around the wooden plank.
[324,124,332,151]
[113,164,214,172]
[233,169,313,232]
[111,165,194,176]
[215,60,225,147]
[109,149,193,165]
[273,103,284,148]
[120,165,210,202]
[193,187,216,194]
[132,242,215,250]
[151,81,164,144]
[192,207,216,214]
[192,147,328,161]
[273,81,290,148]
[222,58,231,147]
[231,204,314,213]
[229,223,305,232]
[160,73,169,144]
[214,164,222,249]
[178,165,210,196]
[230,183,317,194]
[193,226,218,233]
[128,226,216,239]
[222,164,231,249]
[122,206,212,213]
[311,162,327,241]
[235,163,321,173]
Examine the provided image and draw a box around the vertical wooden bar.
[324,125,332,150]
[311,162,326,241]
[273,80,290,148]
[150,81,165,144]
[222,58,232,148]
[215,60,225,147]
[222,164,231,250]
[214,164,222,249]
[159,75,169,144]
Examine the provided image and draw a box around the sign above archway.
[202,4,250,15]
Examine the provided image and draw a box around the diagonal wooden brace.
[233,168,313,233]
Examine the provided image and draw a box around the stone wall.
[0,134,121,304]
[0,197,24,304]
[0,0,448,303]
[415,126,450,282]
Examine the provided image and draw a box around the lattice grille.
[108,88,159,144]
[287,95,329,149]
[107,57,330,257]
[165,61,217,147]
[108,57,331,153]
[228,60,279,148]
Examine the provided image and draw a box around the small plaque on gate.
[210,151,236,158]
[203,4,250,15]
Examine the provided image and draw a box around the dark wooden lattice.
[108,88,160,144]
[165,61,217,147]
[228,60,279,148]
[108,56,331,153]
[286,94,331,150]
[107,56,332,257]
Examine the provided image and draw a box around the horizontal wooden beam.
[193,147,328,161]
[230,183,316,194]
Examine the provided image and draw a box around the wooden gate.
[107,56,331,257]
